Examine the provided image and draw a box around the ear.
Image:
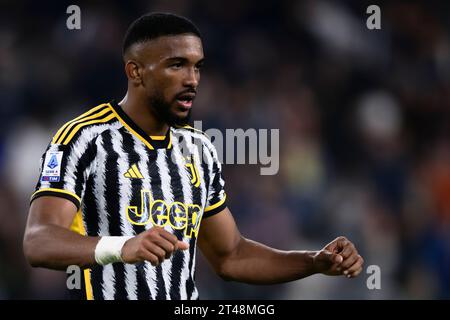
[124,60,143,85]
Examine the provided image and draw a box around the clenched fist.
[121,226,189,266]
[313,236,364,278]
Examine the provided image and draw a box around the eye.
[170,62,183,70]
[195,63,204,71]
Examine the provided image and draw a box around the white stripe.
[94,134,115,299]
[191,133,216,205]
[191,288,199,300]
[183,130,220,164]
[182,132,210,299]
[111,130,138,300]
[102,264,116,300]
[156,149,176,299]
[133,138,158,299]
[63,122,122,198]
[171,135,194,299]
[143,263,157,300]
[175,130,214,205]
[183,132,206,206]
[184,130,226,207]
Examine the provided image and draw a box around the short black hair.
[122,12,202,56]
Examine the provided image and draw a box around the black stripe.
[90,265,104,300]
[167,146,185,300]
[83,133,106,238]
[102,130,121,236]
[199,142,211,202]
[145,149,167,300]
[203,153,226,217]
[54,105,110,143]
[203,201,227,218]
[67,268,86,300]
[186,134,203,299]
[72,141,99,297]
[61,110,114,145]
[135,262,151,300]
[73,141,96,197]
[112,263,128,299]
[82,174,99,236]
[121,128,152,300]
[102,130,127,299]
[30,190,80,210]
[200,141,227,218]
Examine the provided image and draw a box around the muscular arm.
[23,196,189,271]
[23,197,100,270]
[198,208,363,285]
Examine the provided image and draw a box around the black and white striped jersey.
[31,101,227,300]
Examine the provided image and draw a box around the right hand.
[121,226,189,266]
[312,236,363,277]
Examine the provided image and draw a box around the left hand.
[313,236,364,278]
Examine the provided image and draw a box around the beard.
[148,94,191,127]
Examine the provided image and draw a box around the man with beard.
[23,13,364,300]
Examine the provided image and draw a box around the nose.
[183,67,199,88]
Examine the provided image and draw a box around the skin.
[120,34,204,135]
[23,34,364,284]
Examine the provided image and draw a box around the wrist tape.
[94,236,133,265]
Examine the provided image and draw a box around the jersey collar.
[109,100,172,150]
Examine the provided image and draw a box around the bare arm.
[23,197,101,270]
[23,196,99,270]
[23,196,189,271]
[198,207,364,284]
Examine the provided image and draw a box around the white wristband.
[94,236,133,266]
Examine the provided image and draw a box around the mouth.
[175,92,196,110]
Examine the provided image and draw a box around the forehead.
[136,34,204,62]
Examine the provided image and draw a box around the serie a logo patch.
[41,151,64,182]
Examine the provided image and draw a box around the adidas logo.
[124,164,144,179]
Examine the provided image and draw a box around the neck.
[118,92,169,136]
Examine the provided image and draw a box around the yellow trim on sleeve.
[52,104,108,144]
[204,194,227,212]
[31,188,81,204]
[56,107,112,144]
[62,113,116,145]
[69,208,93,300]
[107,103,155,150]
[70,209,84,234]
[84,269,94,300]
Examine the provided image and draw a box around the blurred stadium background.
[1,0,449,299]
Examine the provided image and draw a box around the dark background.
[0,0,449,299]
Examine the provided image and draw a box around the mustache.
[175,88,197,98]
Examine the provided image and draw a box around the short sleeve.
[203,142,227,218]
[30,134,96,210]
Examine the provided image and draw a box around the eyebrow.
[164,57,205,65]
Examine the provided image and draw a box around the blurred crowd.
[0,0,449,299]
